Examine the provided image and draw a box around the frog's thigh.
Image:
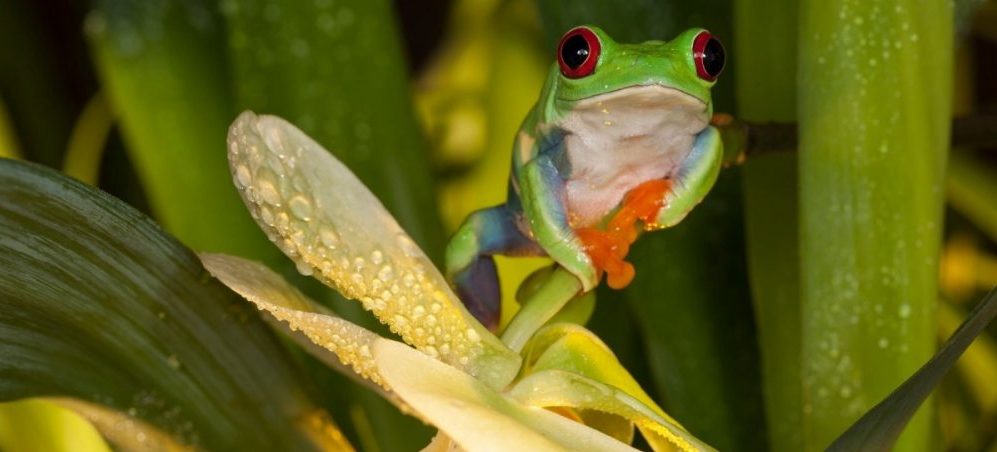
[445,205,542,278]
[445,206,542,330]
[656,125,723,228]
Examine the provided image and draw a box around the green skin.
[446,26,723,329]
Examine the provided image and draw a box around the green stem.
[798,0,952,449]
[501,267,581,352]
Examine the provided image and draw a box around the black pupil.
[702,38,725,76]
[561,34,590,69]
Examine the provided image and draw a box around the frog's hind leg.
[446,205,542,331]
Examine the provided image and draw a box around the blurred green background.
[1,0,996,450]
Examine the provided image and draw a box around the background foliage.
[1,0,996,450]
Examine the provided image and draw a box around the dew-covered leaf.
[226,111,520,389]
[372,338,636,452]
[828,287,997,451]
[0,158,347,451]
[199,253,388,391]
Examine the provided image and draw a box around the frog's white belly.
[557,85,709,227]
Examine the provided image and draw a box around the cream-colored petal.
[421,432,465,452]
[199,253,387,391]
[373,338,636,452]
[226,112,519,389]
[507,370,716,452]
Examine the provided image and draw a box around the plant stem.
[733,0,801,449]
[798,0,952,449]
[501,267,581,352]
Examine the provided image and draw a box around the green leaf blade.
[798,0,953,449]
[0,158,343,451]
[85,0,276,262]
[829,288,997,451]
[732,0,801,449]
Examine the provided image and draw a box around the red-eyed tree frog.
[446,26,727,330]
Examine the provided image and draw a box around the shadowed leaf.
[0,158,347,451]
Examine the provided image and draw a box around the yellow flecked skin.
[226,112,520,389]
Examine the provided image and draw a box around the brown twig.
[718,114,997,164]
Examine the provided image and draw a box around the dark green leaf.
[733,0,800,449]
[86,0,278,262]
[222,0,444,260]
[829,288,997,451]
[0,158,339,450]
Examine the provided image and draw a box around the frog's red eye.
[693,31,725,81]
[558,27,601,79]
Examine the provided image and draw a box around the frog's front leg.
[651,125,723,228]
[446,205,543,331]
[520,155,600,292]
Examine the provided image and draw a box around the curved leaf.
[508,370,714,452]
[518,323,713,451]
[372,338,635,452]
[0,158,346,451]
[198,252,398,403]
[225,111,520,389]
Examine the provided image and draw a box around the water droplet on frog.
[288,194,312,220]
[378,265,393,282]
[371,249,384,265]
[466,328,481,342]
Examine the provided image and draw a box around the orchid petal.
[518,324,714,451]
[507,370,714,452]
[198,253,395,396]
[372,338,637,452]
[225,111,519,388]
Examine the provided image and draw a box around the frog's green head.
[548,26,725,105]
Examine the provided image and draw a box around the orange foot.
[576,179,671,290]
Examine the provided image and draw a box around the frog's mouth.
[556,83,708,107]
[556,84,710,137]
